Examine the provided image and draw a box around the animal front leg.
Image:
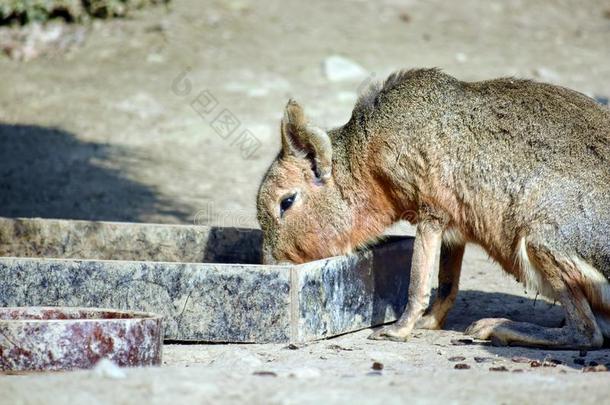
[466,242,604,349]
[416,241,465,330]
[369,218,443,342]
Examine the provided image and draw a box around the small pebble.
[327,344,353,352]
[398,11,411,23]
[512,369,524,373]
[454,363,470,370]
[474,357,494,363]
[530,360,542,368]
[489,366,509,372]
[253,371,277,377]
[542,360,557,368]
[533,67,561,83]
[289,368,322,379]
[286,343,300,350]
[511,356,531,364]
[583,364,608,373]
[455,52,468,63]
[322,55,367,82]
[92,359,126,380]
[448,356,466,362]
[371,362,384,371]
[146,53,164,64]
[450,339,474,346]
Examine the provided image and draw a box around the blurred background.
[0,0,608,230]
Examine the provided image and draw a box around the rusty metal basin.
[0,307,163,372]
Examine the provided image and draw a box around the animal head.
[256,100,355,264]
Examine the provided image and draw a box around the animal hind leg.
[466,240,603,349]
[416,241,465,330]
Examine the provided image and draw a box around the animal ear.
[281,99,333,182]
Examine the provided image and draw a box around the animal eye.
[280,193,297,217]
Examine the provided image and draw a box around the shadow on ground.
[444,289,563,332]
[436,289,610,369]
[0,124,191,222]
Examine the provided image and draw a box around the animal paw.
[368,324,412,342]
[415,315,443,330]
[465,318,511,345]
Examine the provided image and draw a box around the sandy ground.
[3,247,610,404]
[1,0,610,403]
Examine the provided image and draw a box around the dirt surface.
[2,0,610,403]
[4,247,610,404]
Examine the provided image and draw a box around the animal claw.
[368,324,411,342]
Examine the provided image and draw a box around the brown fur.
[257,68,610,348]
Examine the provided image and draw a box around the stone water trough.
[0,218,413,343]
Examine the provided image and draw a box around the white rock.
[533,67,561,83]
[147,53,164,63]
[92,358,127,380]
[323,55,368,82]
[288,367,322,379]
[455,52,468,63]
[247,87,269,97]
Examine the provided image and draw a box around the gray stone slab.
[0,217,262,264]
[0,218,413,343]
[294,238,411,342]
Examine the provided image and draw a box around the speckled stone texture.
[0,218,413,343]
[0,258,292,342]
[0,307,162,372]
[295,237,411,342]
[0,217,262,264]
